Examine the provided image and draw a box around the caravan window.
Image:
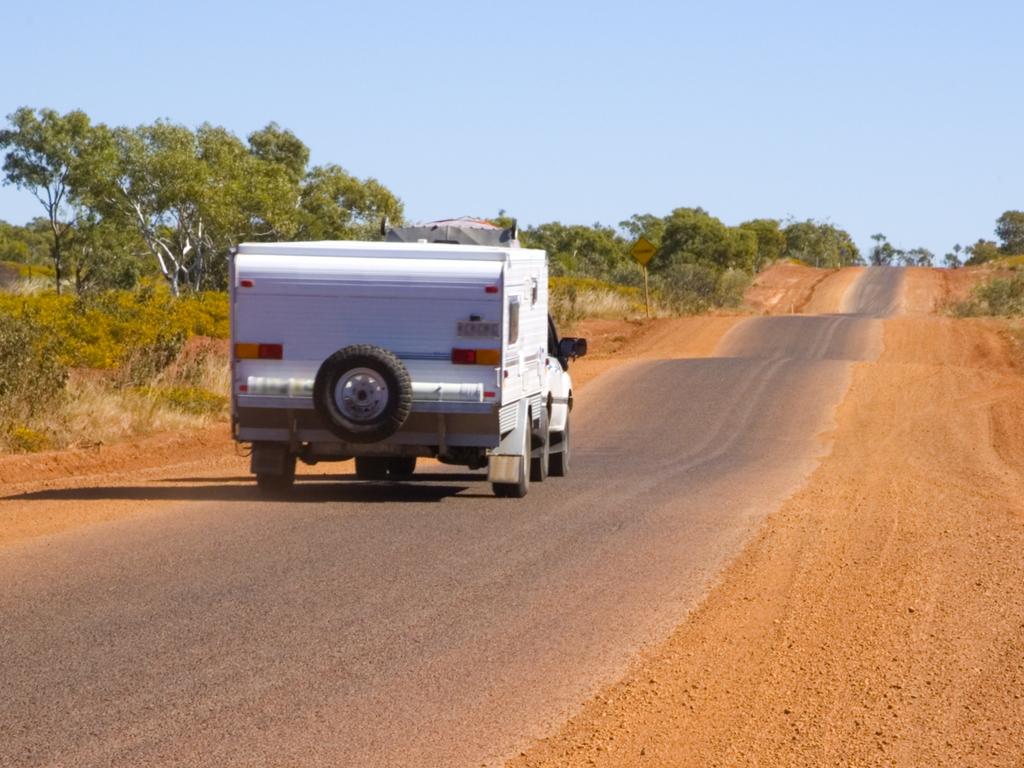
[508,297,520,345]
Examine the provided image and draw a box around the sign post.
[630,237,657,319]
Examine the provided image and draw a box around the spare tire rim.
[335,367,390,422]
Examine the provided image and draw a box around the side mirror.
[558,337,588,361]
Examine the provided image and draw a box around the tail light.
[451,348,501,365]
[235,343,283,360]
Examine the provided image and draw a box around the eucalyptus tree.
[78,120,301,293]
[995,210,1024,255]
[298,164,404,241]
[869,233,897,266]
[739,218,786,272]
[965,239,1001,265]
[521,221,627,278]
[619,213,667,249]
[248,123,309,184]
[902,247,934,267]
[784,220,860,267]
[0,218,50,265]
[77,121,212,294]
[0,107,92,292]
[657,207,756,273]
[69,212,143,292]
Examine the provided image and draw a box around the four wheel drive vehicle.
[230,218,587,498]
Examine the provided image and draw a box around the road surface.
[0,269,904,768]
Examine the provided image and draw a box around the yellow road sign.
[630,236,657,266]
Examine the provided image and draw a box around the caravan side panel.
[499,249,548,417]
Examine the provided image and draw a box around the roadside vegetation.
[952,272,1024,317]
[0,105,1022,452]
[0,286,228,451]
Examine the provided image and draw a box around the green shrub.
[953,274,1024,317]
[115,332,187,388]
[651,264,753,315]
[655,263,718,313]
[717,268,753,308]
[0,313,67,428]
[6,424,50,452]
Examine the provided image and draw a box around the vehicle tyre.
[355,456,390,480]
[493,410,530,498]
[549,415,571,477]
[530,408,549,482]
[313,345,413,444]
[388,456,417,479]
[256,453,296,495]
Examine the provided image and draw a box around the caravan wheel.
[549,415,571,477]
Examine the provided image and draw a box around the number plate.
[457,320,500,339]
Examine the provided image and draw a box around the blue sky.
[1,0,1021,259]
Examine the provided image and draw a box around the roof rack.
[383,217,519,247]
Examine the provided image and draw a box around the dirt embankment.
[748,262,994,317]
[509,313,1024,767]
[899,266,981,314]
[744,262,862,315]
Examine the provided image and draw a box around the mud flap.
[251,442,291,476]
[488,454,524,484]
[488,399,530,484]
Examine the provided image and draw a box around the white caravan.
[230,219,587,497]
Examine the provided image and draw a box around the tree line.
[0,108,402,294]
[867,210,1024,269]
[2,107,1020,300]
[0,108,863,302]
[954,211,1024,266]
[500,211,862,310]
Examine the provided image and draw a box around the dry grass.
[552,288,636,320]
[59,379,210,447]
[2,337,230,452]
[0,276,231,453]
[550,277,652,325]
[5,276,51,296]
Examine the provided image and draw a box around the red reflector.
[239,279,254,288]
[258,343,283,360]
[451,348,476,364]
[484,285,499,294]
[484,391,496,398]
[239,384,248,392]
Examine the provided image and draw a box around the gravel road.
[0,269,904,768]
